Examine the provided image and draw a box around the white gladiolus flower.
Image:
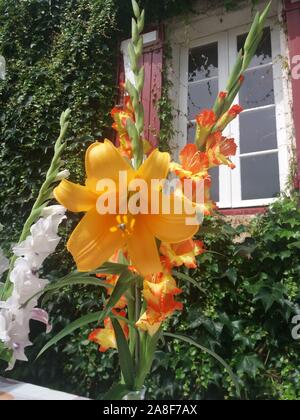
[13,206,66,270]
[0,309,11,343]
[0,205,66,370]
[10,258,49,306]
[55,169,70,181]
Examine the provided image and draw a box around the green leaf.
[104,271,139,319]
[164,332,241,398]
[111,317,135,390]
[27,262,129,306]
[253,283,286,311]
[38,272,138,358]
[234,239,257,259]
[0,342,12,363]
[289,241,300,250]
[37,312,102,358]
[173,271,206,294]
[95,262,130,275]
[136,329,162,389]
[237,354,264,379]
[102,383,132,401]
[224,267,238,285]
[25,276,112,308]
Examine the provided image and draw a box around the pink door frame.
[284,0,300,190]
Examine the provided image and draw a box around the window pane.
[188,43,218,82]
[188,78,219,119]
[240,65,274,109]
[237,27,272,68]
[209,167,220,203]
[187,122,196,144]
[240,106,277,154]
[240,153,280,200]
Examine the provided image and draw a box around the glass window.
[183,26,284,208]
[236,26,280,203]
[188,42,220,203]
[239,107,277,154]
[240,153,280,200]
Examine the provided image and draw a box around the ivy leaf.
[234,239,257,259]
[237,354,264,379]
[253,283,286,311]
[223,267,238,285]
[288,241,300,250]
[164,332,241,398]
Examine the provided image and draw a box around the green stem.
[0,109,71,301]
[135,330,161,390]
[126,1,145,170]
[127,283,136,357]
[134,283,142,371]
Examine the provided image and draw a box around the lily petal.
[138,149,170,185]
[127,216,162,276]
[54,180,97,213]
[146,195,199,243]
[85,140,134,191]
[67,209,124,272]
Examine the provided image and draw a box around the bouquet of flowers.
[0,0,271,400]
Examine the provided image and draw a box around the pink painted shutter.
[118,27,164,149]
[284,0,300,189]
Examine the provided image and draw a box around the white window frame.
[229,22,290,208]
[168,1,292,209]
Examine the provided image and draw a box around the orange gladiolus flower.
[54,140,198,276]
[160,239,204,270]
[111,96,135,159]
[143,274,183,315]
[170,144,209,180]
[96,273,128,309]
[135,309,163,337]
[196,109,217,128]
[88,310,129,353]
[169,144,216,216]
[214,104,243,132]
[136,274,183,336]
[228,105,243,117]
[195,110,217,149]
[218,91,228,100]
[206,131,237,169]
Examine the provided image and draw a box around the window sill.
[219,207,267,216]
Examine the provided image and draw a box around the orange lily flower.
[54,140,198,276]
[160,239,205,270]
[88,310,129,353]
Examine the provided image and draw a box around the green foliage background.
[0,0,299,400]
